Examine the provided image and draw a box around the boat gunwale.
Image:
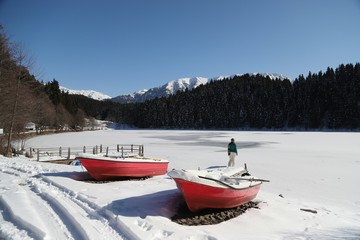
[172,176,262,191]
[76,153,169,163]
[168,168,262,190]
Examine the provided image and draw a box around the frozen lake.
[2,129,358,239]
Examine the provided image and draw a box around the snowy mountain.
[111,73,289,103]
[60,73,288,103]
[112,77,209,103]
[60,87,111,101]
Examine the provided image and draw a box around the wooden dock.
[26,144,144,162]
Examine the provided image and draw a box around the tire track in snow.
[33,189,90,240]
[3,163,130,240]
[0,196,34,240]
[30,176,124,240]
[36,174,138,240]
[0,166,73,239]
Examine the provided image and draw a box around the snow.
[132,89,148,96]
[60,87,112,101]
[165,77,208,94]
[1,130,360,240]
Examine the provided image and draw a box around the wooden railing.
[27,144,144,161]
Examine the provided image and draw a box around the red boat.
[168,166,267,212]
[76,153,169,180]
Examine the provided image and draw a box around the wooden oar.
[224,177,270,182]
[198,176,239,189]
[198,176,264,189]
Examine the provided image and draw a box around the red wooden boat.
[76,153,169,180]
[168,166,267,212]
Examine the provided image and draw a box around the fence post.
[131,144,133,153]
[106,147,109,157]
[121,146,124,158]
[93,147,96,154]
[83,146,86,153]
[100,144,102,153]
[141,145,144,156]
[117,144,119,152]
[59,147,62,157]
[96,145,98,154]
[67,147,70,159]
[37,149,40,161]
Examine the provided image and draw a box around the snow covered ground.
[1,130,359,240]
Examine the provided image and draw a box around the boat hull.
[173,178,261,212]
[76,154,168,180]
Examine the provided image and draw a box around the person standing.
[227,138,238,167]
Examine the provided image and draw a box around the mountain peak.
[60,87,111,101]
[111,73,290,103]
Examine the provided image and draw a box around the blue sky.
[1,0,359,97]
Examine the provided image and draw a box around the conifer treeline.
[120,63,360,130]
[62,63,360,130]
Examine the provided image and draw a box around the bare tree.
[33,95,56,134]
[73,108,86,130]
[54,104,72,131]
[0,27,15,155]
[0,27,35,156]
[1,26,83,156]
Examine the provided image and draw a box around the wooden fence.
[27,144,144,162]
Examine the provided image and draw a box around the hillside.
[111,73,289,103]
[50,65,360,131]
[126,66,360,130]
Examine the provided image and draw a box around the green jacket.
[228,142,238,155]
